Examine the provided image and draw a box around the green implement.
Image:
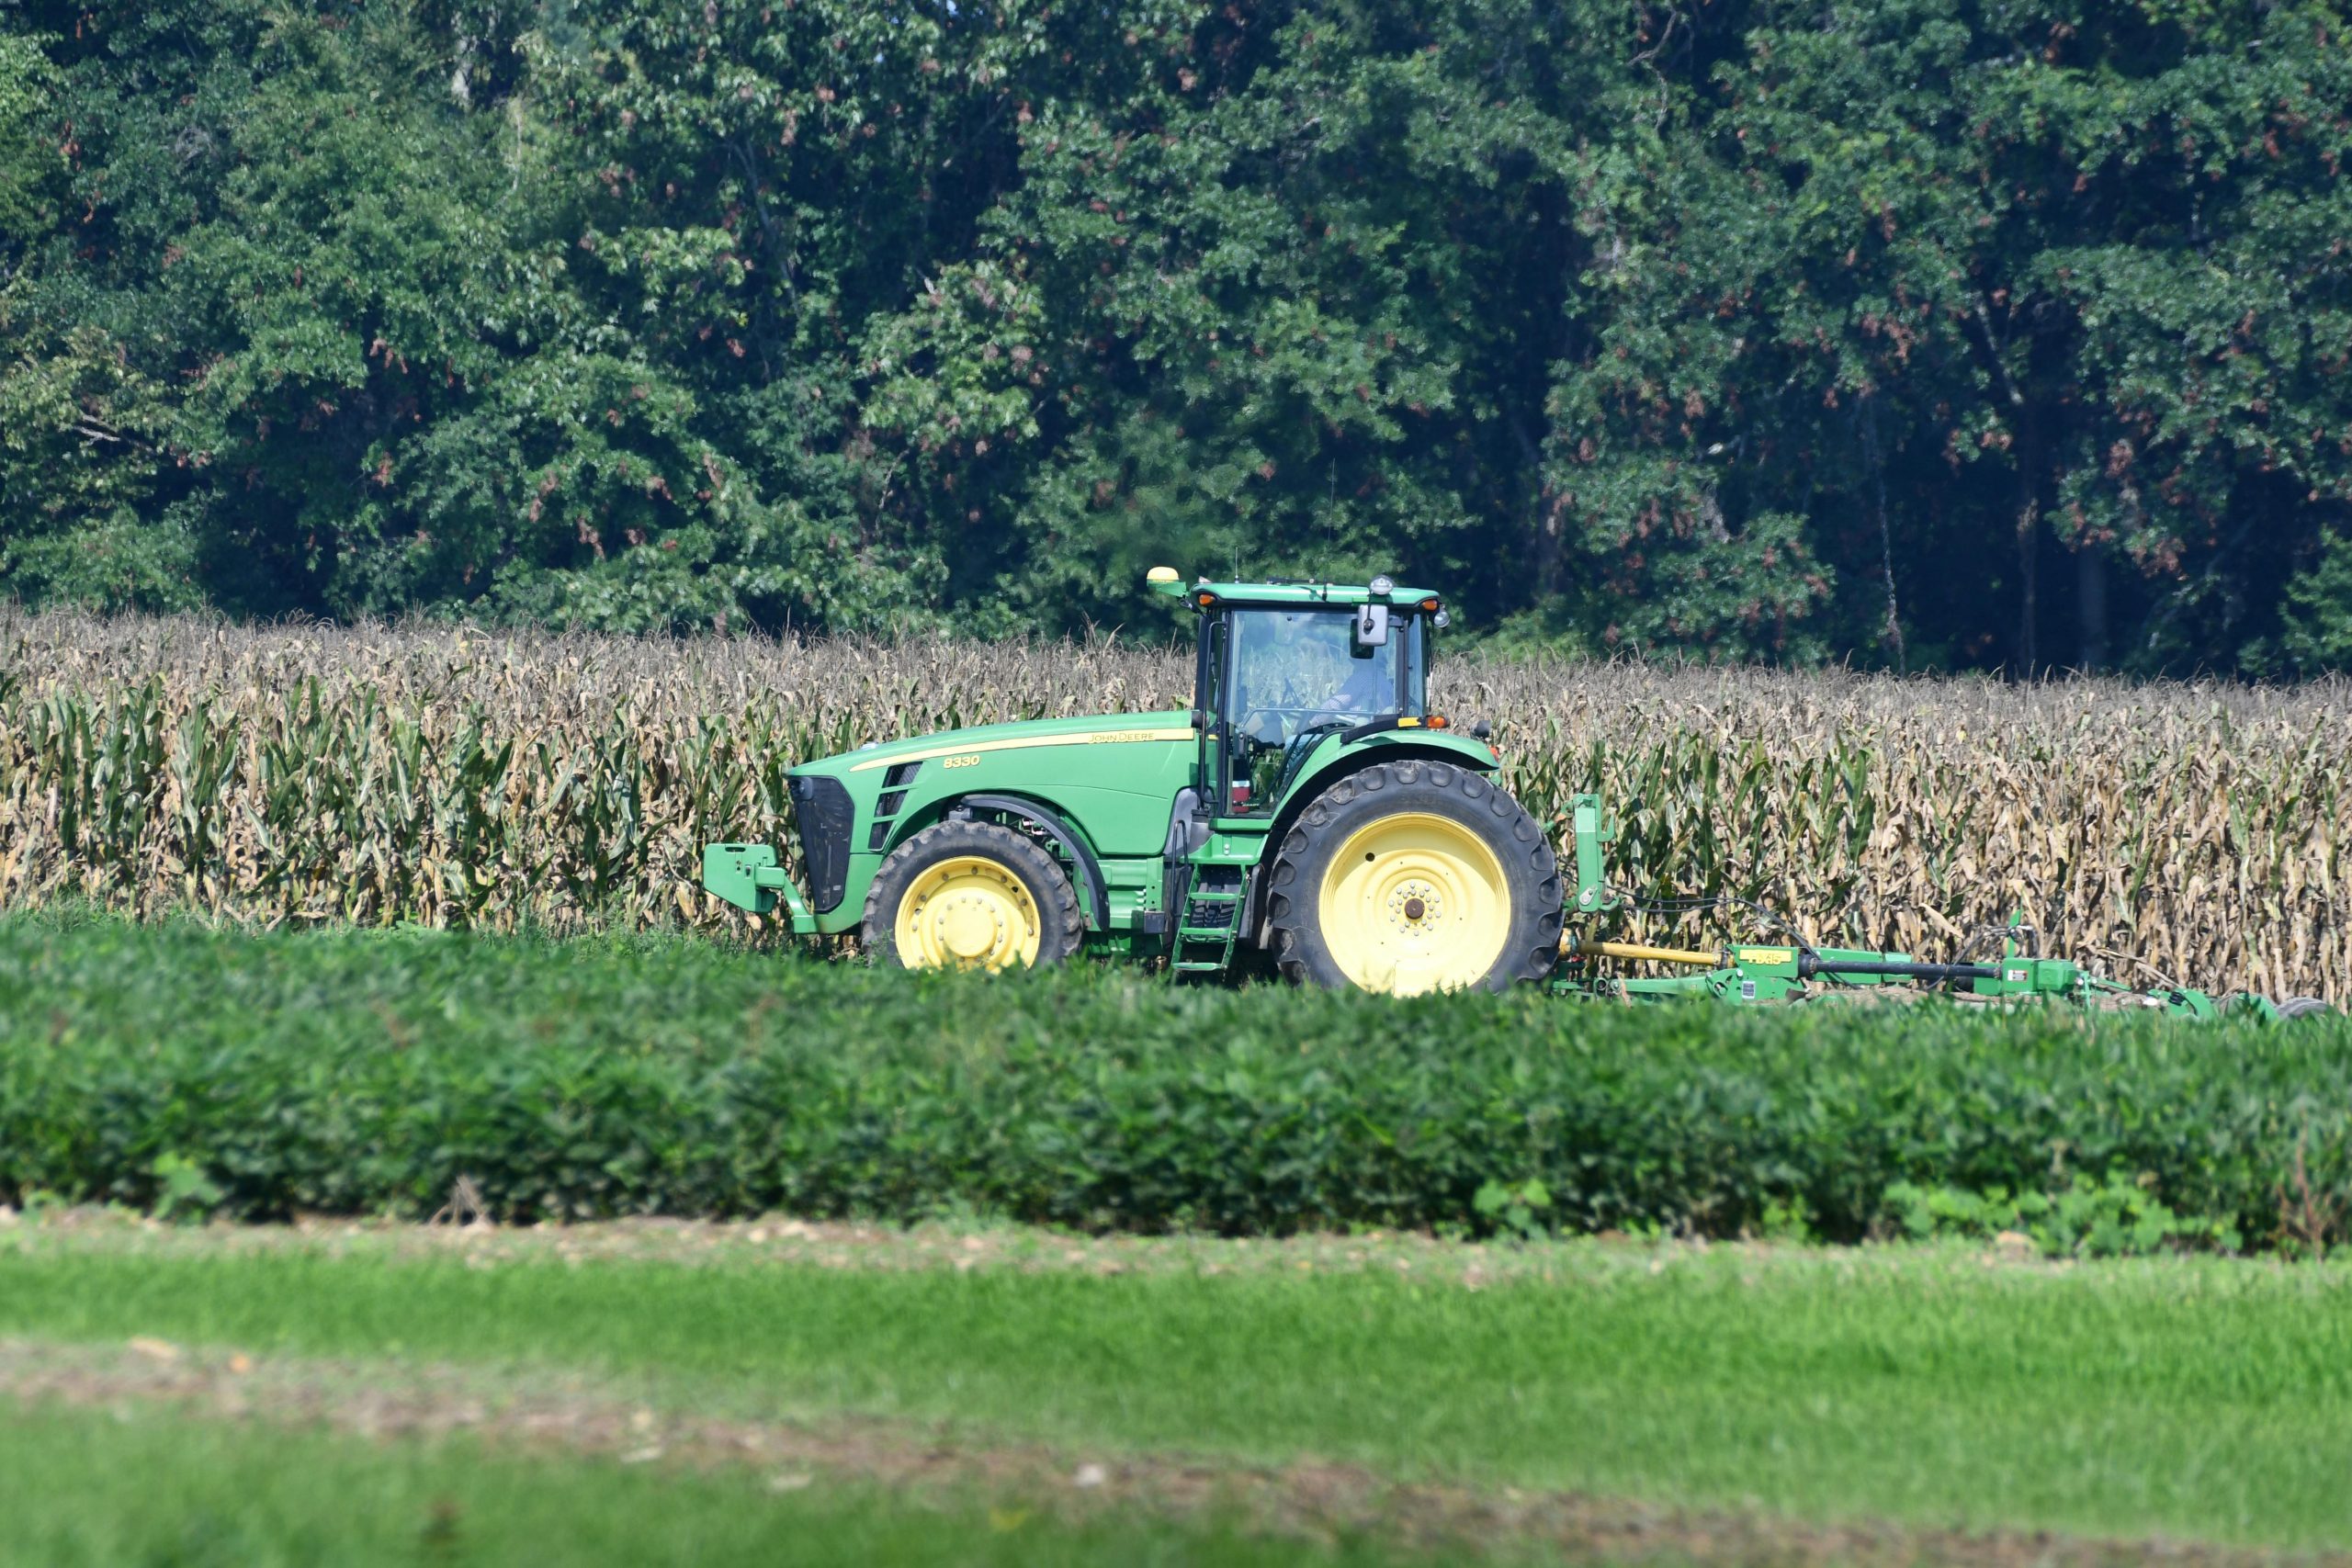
[1548,795,2305,1021]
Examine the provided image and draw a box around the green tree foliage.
[0,29,53,244]
[1584,0,2352,671]
[0,0,2344,670]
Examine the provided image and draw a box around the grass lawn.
[1,1401,1445,1568]
[6,1220,2351,1556]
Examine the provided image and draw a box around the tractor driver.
[1304,645,1394,729]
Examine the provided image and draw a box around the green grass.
[4,912,2350,1244]
[0,1403,1431,1568]
[6,1234,2352,1550]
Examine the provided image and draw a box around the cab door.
[1193,610,1229,806]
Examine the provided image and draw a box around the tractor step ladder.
[1170,868,1247,975]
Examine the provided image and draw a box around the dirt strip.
[0,1204,1711,1286]
[0,1337,2329,1568]
[0,1204,2114,1289]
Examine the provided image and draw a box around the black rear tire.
[1263,759,1561,994]
[2278,996,2335,1020]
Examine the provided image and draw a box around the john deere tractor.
[705,569,1560,994]
[704,568,2335,1018]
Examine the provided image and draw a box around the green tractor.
[706,569,1559,995]
[705,568,2335,1019]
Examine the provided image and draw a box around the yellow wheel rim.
[1317,812,1510,996]
[893,855,1042,971]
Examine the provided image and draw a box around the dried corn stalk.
[0,608,2343,1001]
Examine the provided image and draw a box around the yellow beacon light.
[1146,566,1180,584]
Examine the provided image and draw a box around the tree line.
[2,0,2346,673]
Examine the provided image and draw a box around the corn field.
[1,607,2345,1002]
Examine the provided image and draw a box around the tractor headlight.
[1368,574,1395,598]
[1431,609,1451,629]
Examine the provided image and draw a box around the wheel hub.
[934,895,1003,960]
[894,855,1041,970]
[1389,881,1441,929]
[1317,812,1510,995]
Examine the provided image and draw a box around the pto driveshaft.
[1567,935,1999,986]
[1793,954,1997,985]
[1564,938,1724,967]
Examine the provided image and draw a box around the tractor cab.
[1149,570,1455,818]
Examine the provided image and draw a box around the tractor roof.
[1145,570,1442,611]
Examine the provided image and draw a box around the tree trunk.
[2075,537,2109,672]
[2014,422,2041,677]
[1860,394,1905,672]
[1513,412,1566,602]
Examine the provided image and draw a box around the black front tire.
[860,818,1083,970]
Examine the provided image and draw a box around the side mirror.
[1354,603,1390,648]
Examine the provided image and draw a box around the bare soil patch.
[0,1204,1670,1285]
[0,1203,2133,1290]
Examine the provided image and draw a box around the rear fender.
[1273,731,1500,820]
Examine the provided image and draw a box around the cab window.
[1216,608,1406,817]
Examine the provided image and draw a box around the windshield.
[1228,609,1405,737]
[1216,607,1415,816]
